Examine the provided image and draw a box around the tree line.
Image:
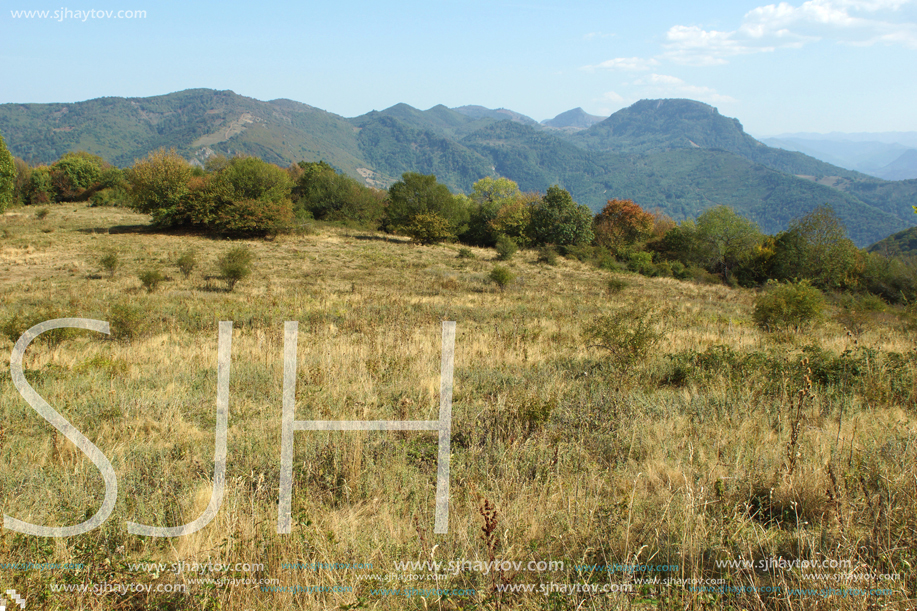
[1,137,915,304]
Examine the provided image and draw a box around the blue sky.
[1,0,915,136]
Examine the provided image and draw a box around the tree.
[128,148,193,226]
[694,205,762,281]
[204,157,294,234]
[528,185,594,247]
[50,151,107,201]
[593,199,654,254]
[769,205,862,289]
[488,191,539,247]
[463,177,522,246]
[0,130,15,212]
[293,161,384,224]
[22,166,54,206]
[384,172,468,235]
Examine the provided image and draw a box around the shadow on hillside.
[78,224,152,235]
[352,234,409,244]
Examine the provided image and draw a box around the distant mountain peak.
[451,105,538,126]
[542,107,606,130]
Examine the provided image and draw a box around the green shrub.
[626,250,654,275]
[210,197,294,235]
[689,265,721,285]
[654,260,673,277]
[457,247,476,260]
[22,166,54,205]
[402,212,454,245]
[833,292,885,338]
[585,305,664,367]
[100,251,120,278]
[50,151,106,201]
[494,235,518,261]
[489,265,515,291]
[127,148,193,226]
[34,207,50,220]
[1,309,77,347]
[138,268,166,293]
[88,187,128,207]
[670,260,690,280]
[753,280,825,332]
[536,245,558,265]
[107,303,147,340]
[176,249,197,279]
[606,277,628,294]
[218,245,254,291]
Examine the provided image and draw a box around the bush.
[128,149,193,226]
[100,251,120,278]
[34,207,50,220]
[536,245,558,265]
[494,235,518,261]
[670,260,690,280]
[138,268,166,293]
[626,250,655,275]
[293,161,385,225]
[108,303,147,341]
[50,151,106,202]
[606,277,628,294]
[176,249,197,279]
[457,247,476,260]
[489,265,515,291]
[210,197,294,235]
[585,305,664,367]
[88,187,129,208]
[218,245,254,291]
[402,212,455,245]
[833,292,885,338]
[22,166,54,206]
[753,280,825,332]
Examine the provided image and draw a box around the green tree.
[769,205,862,289]
[463,177,522,247]
[694,205,762,281]
[528,185,594,247]
[0,130,15,212]
[128,149,193,226]
[22,166,54,206]
[12,158,31,206]
[50,151,107,201]
[384,172,468,235]
[293,161,384,224]
[205,157,294,234]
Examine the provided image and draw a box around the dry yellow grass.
[0,203,915,610]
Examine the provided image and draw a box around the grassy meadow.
[0,204,915,610]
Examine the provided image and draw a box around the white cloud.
[661,0,917,65]
[581,57,659,71]
[602,91,624,102]
[633,74,737,104]
[583,31,615,41]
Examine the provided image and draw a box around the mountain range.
[761,133,917,181]
[1,89,915,247]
